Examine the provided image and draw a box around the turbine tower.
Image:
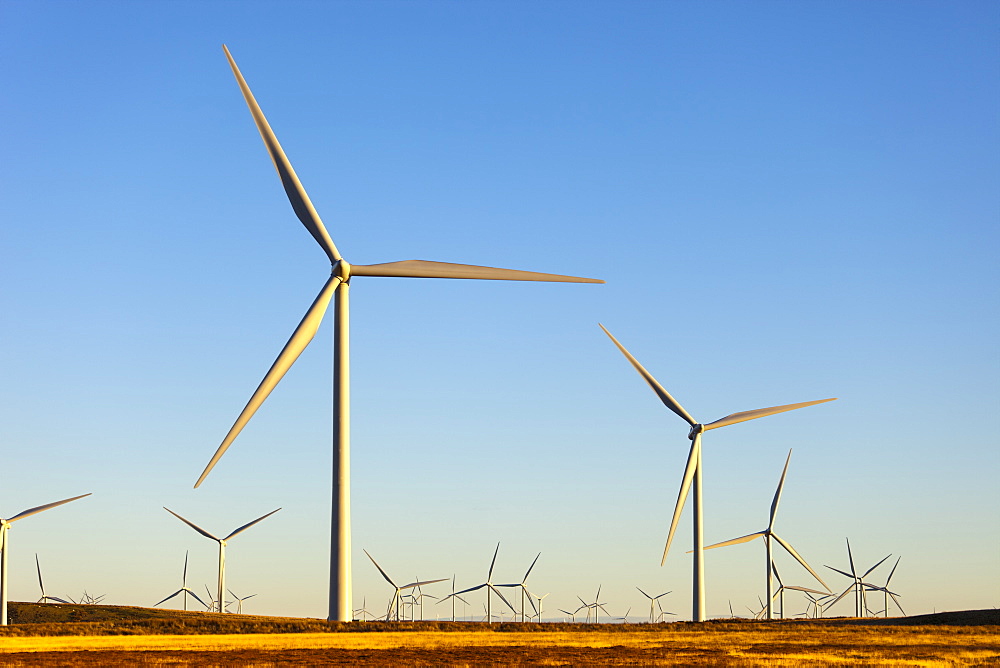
[0,493,90,625]
[194,45,604,622]
[700,449,830,619]
[163,507,280,613]
[599,324,835,621]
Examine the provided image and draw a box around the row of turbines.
[3,45,901,626]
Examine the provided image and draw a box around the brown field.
[0,603,996,666]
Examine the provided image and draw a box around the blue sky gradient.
[1,1,997,619]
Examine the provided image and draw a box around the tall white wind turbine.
[636,587,671,624]
[0,493,90,625]
[599,324,835,621]
[824,539,891,618]
[163,507,280,613]
[193,45,604,622]
[700,450,830,619]
[496,552,540,622]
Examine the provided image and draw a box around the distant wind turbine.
[35,555,69,605]
[867,556,905,618]
[577,585,611,624]
[363,550,446,622]
[154,551,207,611]
[163,507,280,614]
[496,552,540,622]
[636,587,671,624]
[599,324,835,621]
[700,449,830,619]
[193,45,604,623]
[769,561,828,619]
[0,493,91,625]
[227,588,257,614]
[442,543,516,624]
[824,538,891,618]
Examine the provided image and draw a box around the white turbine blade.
[48,596,70,604]
[224,508,282,541]
[155,590,183,607]
[827,584,854,608]
[662,437,701,566]
[401,578,448,590]
[846,538,857,577]
[350,260,602,283]
[598,324,696,425]
[885,556,901,586]
[825,565,855,580]
[163,507,220,542]
[768,449,792,531]
[863,554,893,579]
[703,398,837,431]
[182,550,189,587]
[783,585,830,596]
[773,534,831,591]
[699,531,765,551]
[222,45,341,263]
[7,493,92,523]
[195,275,340,488]
[36,554,44,594]
[888,591,906,616]
[771,560,784,587]
[488,542,501,581]
[636,586,652,600]
[522,552,541,583]
[453,583,487,597]
[363,550,398,589]
[489,584,517,613]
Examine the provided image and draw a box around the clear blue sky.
[1,0,997,620]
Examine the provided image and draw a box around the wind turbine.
[636,587,672,624]
[227,588,257,614]
[599,324,835,621]
[496,552,540,622]
[824,539,890,618]
[559,606,581,623]
[363,550,446,622]
[194,45,604,623]
[534,592,550,623]
[35,555,69,605]
[163,507,280,613]
[154,551,207,611]
[769,561,828,619]
[577,585,611,624]
[442,542,516,624]
[1,493,91,625]
[700,450,830,619]
[867,557,905,618]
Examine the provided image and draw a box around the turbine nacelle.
[333,259,351,281]
[687,424,705,440]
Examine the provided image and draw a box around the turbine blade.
[222,45,341,264]
[636,587,651,600]
[488,542,500,581]
[783,585,831,596]
[523,552,541,583]
[363,550,398,588]
[888,591,906,616]
[863,554,893,579]
[700,531,765,551]
[768,449,792,531]
[163,507,220,542]
[453,583,486,597]
[350,260,602,283]
[36,554,44,593]
[195,275,340,488]
[7,493,92,523]
[771,560,783,586]
[490,584,517,613]
[155,590,182,607]
[885,556,901,586]
[598,324,695,425]
[825,565,855,580]
[224,508,282,541]
[183,551,189,586]
[703,398,837,431]
[827,584,854,608]
[661,437,701,565]
[401,578,449,590]
[773,534,830,591]
[185,588,208,608]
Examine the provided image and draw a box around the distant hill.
[1,602,996,636]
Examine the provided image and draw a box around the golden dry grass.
[0,604,996,666]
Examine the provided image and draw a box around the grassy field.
[0,604,996,666]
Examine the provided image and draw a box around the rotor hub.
[333,260,351,281]
[688,424,704,440]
